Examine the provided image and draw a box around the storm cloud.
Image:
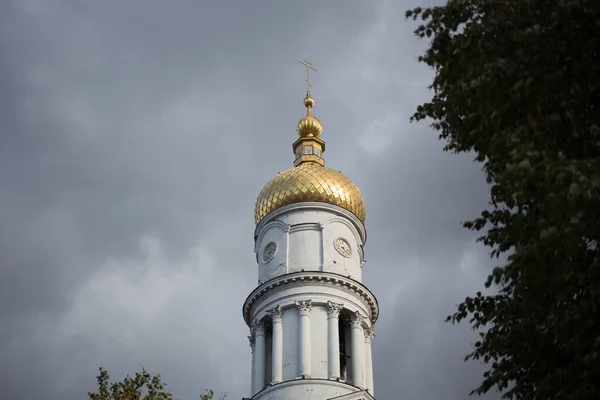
[0,1,500,399]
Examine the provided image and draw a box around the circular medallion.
[262,242,278,263]
[334,237,352,258]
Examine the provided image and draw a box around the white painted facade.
[254,203,366,284]
[244,202,378,400]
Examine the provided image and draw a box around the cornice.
[243,271,379,326]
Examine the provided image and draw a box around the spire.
[293,59,325,167]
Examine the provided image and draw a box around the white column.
[248,335,256,395]
[350,311,365,388]
[326,301,343,379]
[364,327,375,395]
[295,300,312,378]
[252,320,266,394]
[268,306,284,384]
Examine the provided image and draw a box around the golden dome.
[254,162,366,224]
[254,60,365,225]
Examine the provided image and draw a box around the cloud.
[56,233,252,397]
[0,1,500,399]
[357,114,403,156]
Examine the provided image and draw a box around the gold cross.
[299,58,317,95]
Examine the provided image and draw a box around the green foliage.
[88,367,173,400]
[87,367,223,400]
[407,0,599,399]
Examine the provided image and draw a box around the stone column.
[326,301,343,379]
[252,320,266,394]
[248,335,255,395]
[350,311,365,388]
[295,300,312,378]
[268,306,284,384]
[364,327,375,395]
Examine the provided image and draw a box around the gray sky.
[0,1,501,399]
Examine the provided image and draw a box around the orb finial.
[296,58,323,138]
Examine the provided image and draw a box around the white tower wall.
[282,307,299,381]
[254,203,366,284]
[245,203,378,400]
[311,304,328,377]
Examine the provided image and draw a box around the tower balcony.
[243,270,379,398]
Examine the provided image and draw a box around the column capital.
[364,327,375,343]
[326,301,343,318]
[295,299,312,316]
[252,319,266,336]
[268,305,283,323]
[248,335,256,353]
[349,311,364,329]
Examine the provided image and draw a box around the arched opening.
[339,316,349,381]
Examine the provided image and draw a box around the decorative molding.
[268,305,283,323]
[254,219,289,253]
[252,319,265,336]
[364,327,374,342]
[349,311,364,329]
[295,299,312,316]
[326,301,344,318]
[288,222,322,233]
[254,202,366,245]
[248,335,255,353]
[243,271,379,326]
[325,216,366,263]
[322,216,365,248]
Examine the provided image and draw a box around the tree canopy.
[407,0,599,399]
[88,367,173,400]
[87,367,222,400]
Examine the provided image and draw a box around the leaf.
[569,182,581,196]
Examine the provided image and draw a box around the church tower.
[244,60,378,400]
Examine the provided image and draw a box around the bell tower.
[244,60,378,400]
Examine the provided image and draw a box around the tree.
[87,367,223,400]
[199,389,227,400]
[406,0,599,399]
[88,367,173,400]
